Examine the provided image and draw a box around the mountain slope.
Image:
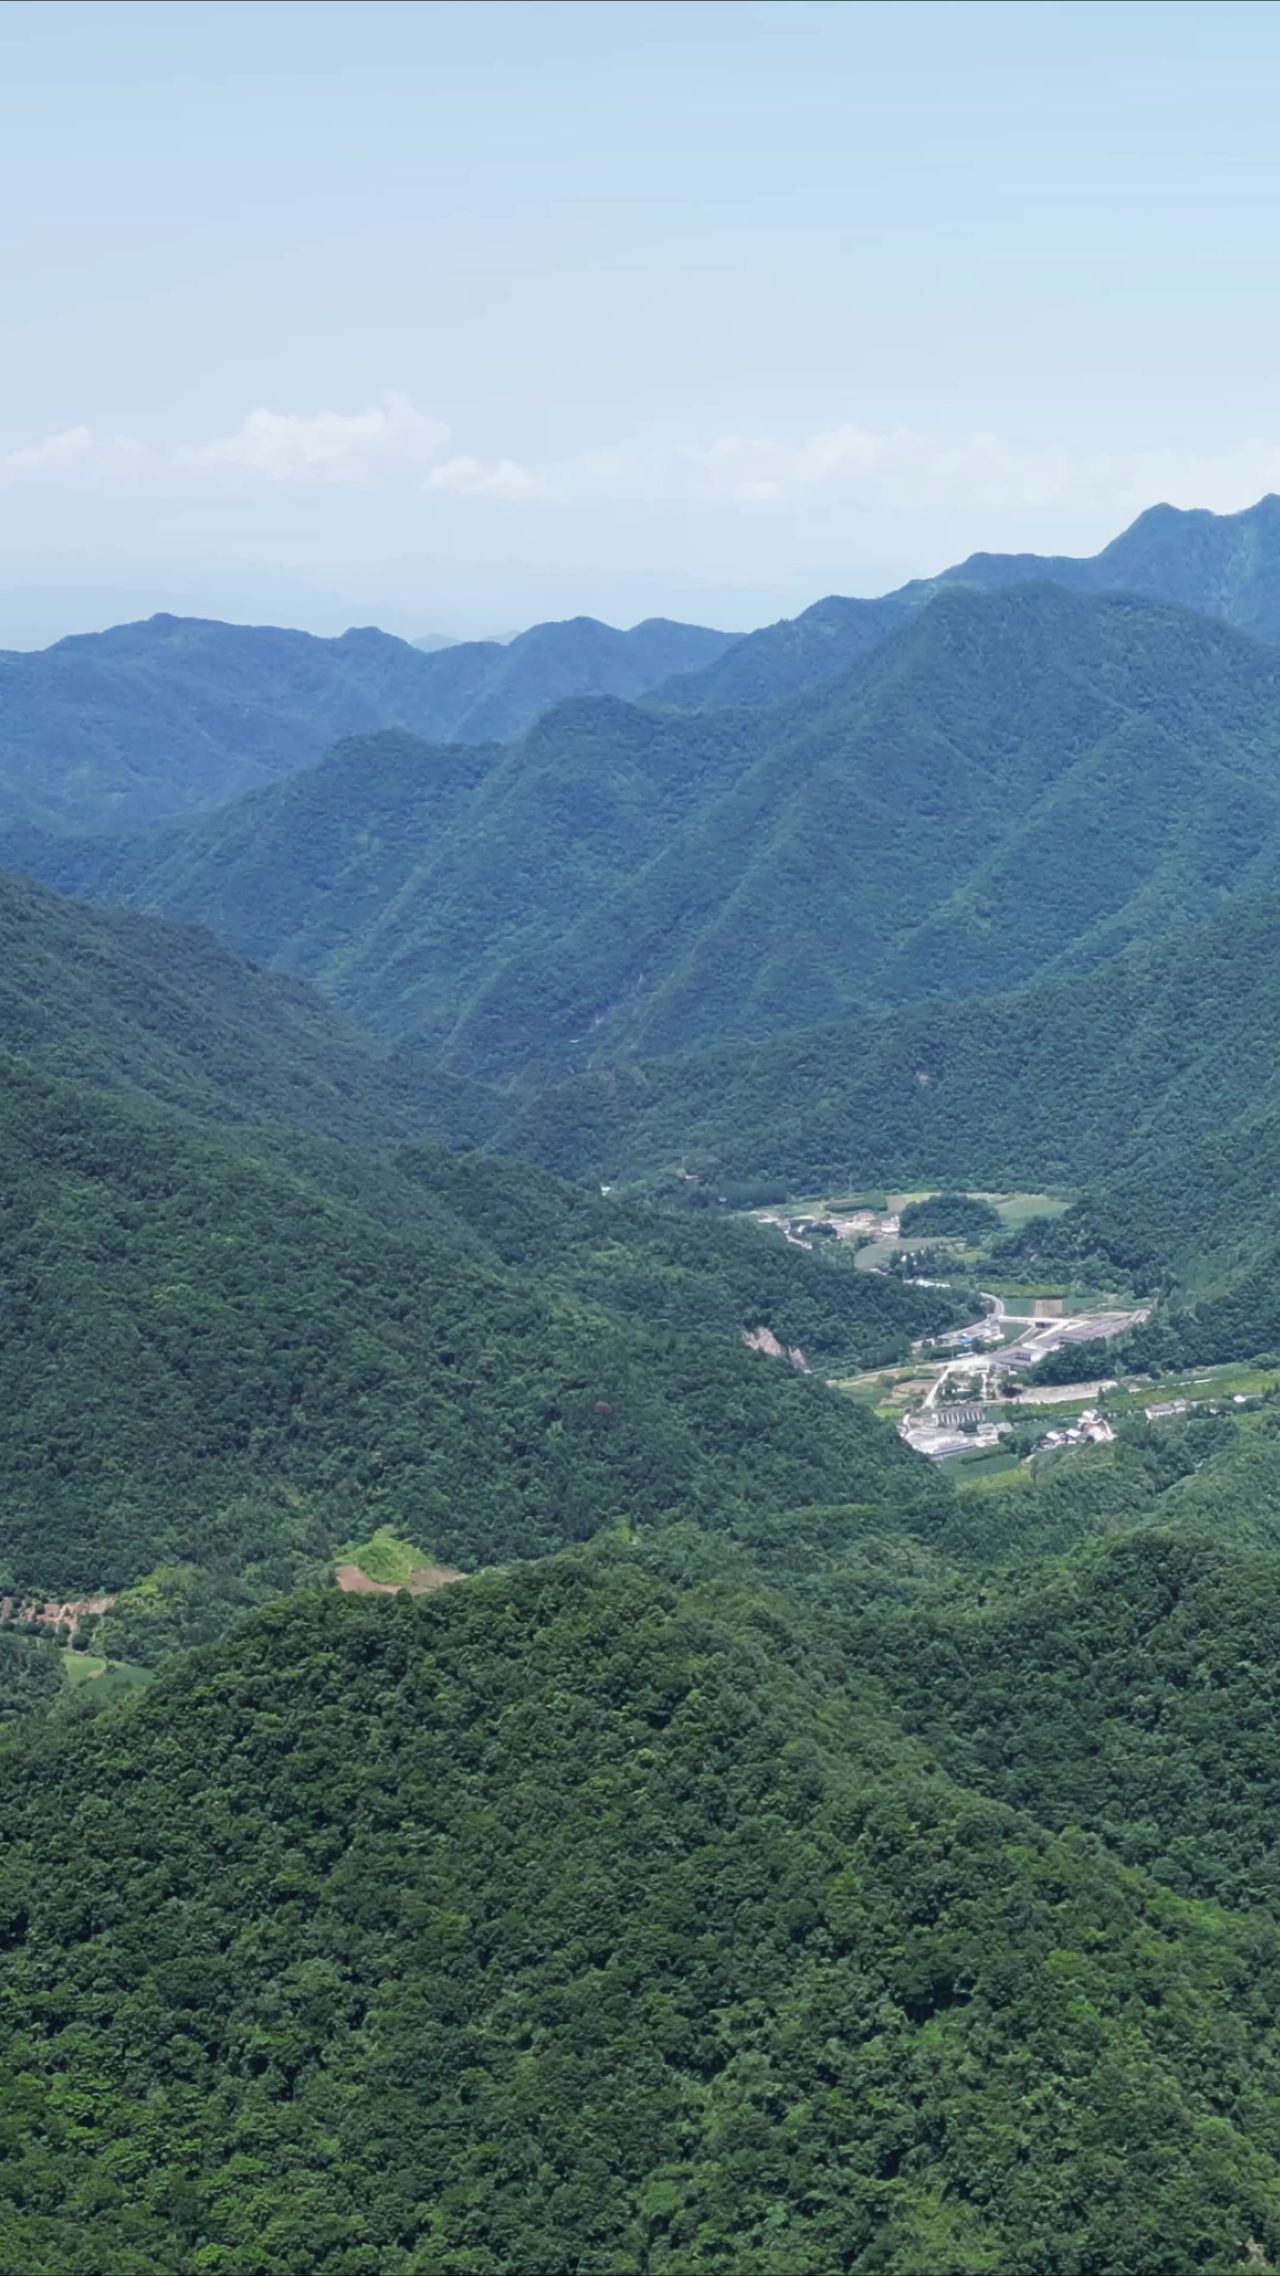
[0,609,730,833]
[44,703,767,1047]
[501,891,1280,1192]
[0,869,962,1646]
[9,1554,1280,2273]
[658,491,1280,713]
[0,1049,959,1644]
[0,864,499,1150]
[39,583,1280,1077]
[446,583,1280,1073]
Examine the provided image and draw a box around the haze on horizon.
[5,0,1280,647]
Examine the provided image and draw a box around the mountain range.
[32,578,1280,1081]
[18,493,1280,2269]
[9,490,1280,843]
[658,490,1280,711]
[0,609,730,833]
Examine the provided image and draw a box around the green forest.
[21,583,1280,1083]
[16,1490,1280,2273]
[0,1027,958,1658]
[18,492,1280,2271]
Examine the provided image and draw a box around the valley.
[747,1175,1280,1489]
[17,19,1280,2268]
[13,492,1280,2273]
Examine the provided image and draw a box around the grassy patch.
[336,1525,436,1587]
[60,1650,151,1702]
[853,1238,901,1273]
[947,1450,1024,1491]
[986,1192,1071,1232]
[62,1651,108,1685]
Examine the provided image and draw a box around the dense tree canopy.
[0,1050,956,1656]
[10,1555,1280,2274]
[27,587,1280,1079]
[19,503,1280,2271]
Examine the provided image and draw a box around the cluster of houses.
[1032,1407,1115,1455]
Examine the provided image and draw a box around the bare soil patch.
[335,1562,465,1597]
[0,1590,115,1636]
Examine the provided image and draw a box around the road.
[921,1292,1006,1410]
[916,1295,1147,1414]
[996,1307,1149,1369]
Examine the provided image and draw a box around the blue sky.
[4,0,1280,642]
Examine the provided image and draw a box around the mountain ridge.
[25,580,1280,1080]
[0,607,731,833]
[656,491,1280,712]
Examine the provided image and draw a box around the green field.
[60,1650,151,1703]
[943,1448,1024,1490]
[335,1525,437,1586]
[984,1191,1071,1232]
[766,1184,1072,1280]
[853,1237,901,1273]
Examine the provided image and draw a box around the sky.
[5,0,1280,644]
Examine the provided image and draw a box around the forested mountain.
[658,491,1280,712]
[33,584,1280,1075]
[0,1040,962,1652]
[503,891,1280,1194]
[463,584,1280,1073]
[0,608,729,833]
[29,704,766,1045]
[23,543,1280,2274]
[15,1525,1280,2272]
[0,865,499,1149]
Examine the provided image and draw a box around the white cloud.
[4,425,94,474]
[182,389,451,483]
[667,424,1280,522]
[425,453,541,499]
[7,399,1280,566]
[0,426,144,482]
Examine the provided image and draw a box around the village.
[894,1289,1148,1460]
[748,1189,1207,1465]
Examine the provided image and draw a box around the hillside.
[0,869,965,1654]
[502,892,1280,1193]
[0,864,499,1150]
[986,1106,1280,1376]
[382,1142,963,1359]
[0,609,729,833]
[658,491,1280,712]
[37,583,1280,1076]
[0,1048,961,1654]
[11,1549,1280,2271]
[444,583,1280,1073]
[38,704,767,1048]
